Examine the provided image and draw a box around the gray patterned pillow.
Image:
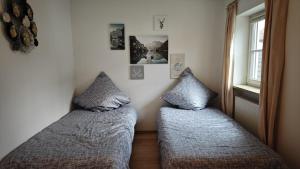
[74,72,130,112]
[162,68,217,110]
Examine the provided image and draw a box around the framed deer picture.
[154,15,168,31]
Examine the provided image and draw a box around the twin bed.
[0,105,137,169]
[157,107,287,169]
[157,68,287,169]
[0,70,288,169]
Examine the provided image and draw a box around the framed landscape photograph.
[130,35,168,64]
[110,24,125,50]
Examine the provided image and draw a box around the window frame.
[247,11,265,88]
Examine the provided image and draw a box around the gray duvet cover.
[0,104,137,169]
[157,107,288,169]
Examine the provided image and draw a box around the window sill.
[233,85,260,104]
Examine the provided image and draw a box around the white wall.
[233,15,249,85]
[0,0,74,159]
[276,0,300,168]
[237,0,264,14]
[71,0,226,131]
[225,0,264,13]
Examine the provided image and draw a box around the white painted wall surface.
[233,15,249,85]
[71,0,226,131]
[276,0,300,168]
[237,0,264,14]
[0,0,74,159]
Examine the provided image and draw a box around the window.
[247,12,265,87]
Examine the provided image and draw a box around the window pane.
[249,52,256,80]
[257,51,262,81]
[256,19,265,50]
[249,51,262,82]
[250,22,258,50]
[248,15,265,86]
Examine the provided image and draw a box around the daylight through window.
[248,13,265,86]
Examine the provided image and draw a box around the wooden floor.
[130,132,160,169]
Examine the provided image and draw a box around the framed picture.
[130,65,144,80]
[130,35,168,64]
[110,24,125,50]
[154,15,168,31]
[170,53,185,79]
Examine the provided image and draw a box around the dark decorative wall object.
[110,24,125,50]
[1,0,38,52]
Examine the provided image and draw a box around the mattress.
[0,104,137,169]
[157,107,288,169]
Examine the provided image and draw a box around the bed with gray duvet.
[157,107,288,169]
[0,104,137,169]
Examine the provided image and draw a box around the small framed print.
[154,15,168,31]
[170,53,185,79]
[130,65,144,80]
[109,24,125,50]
